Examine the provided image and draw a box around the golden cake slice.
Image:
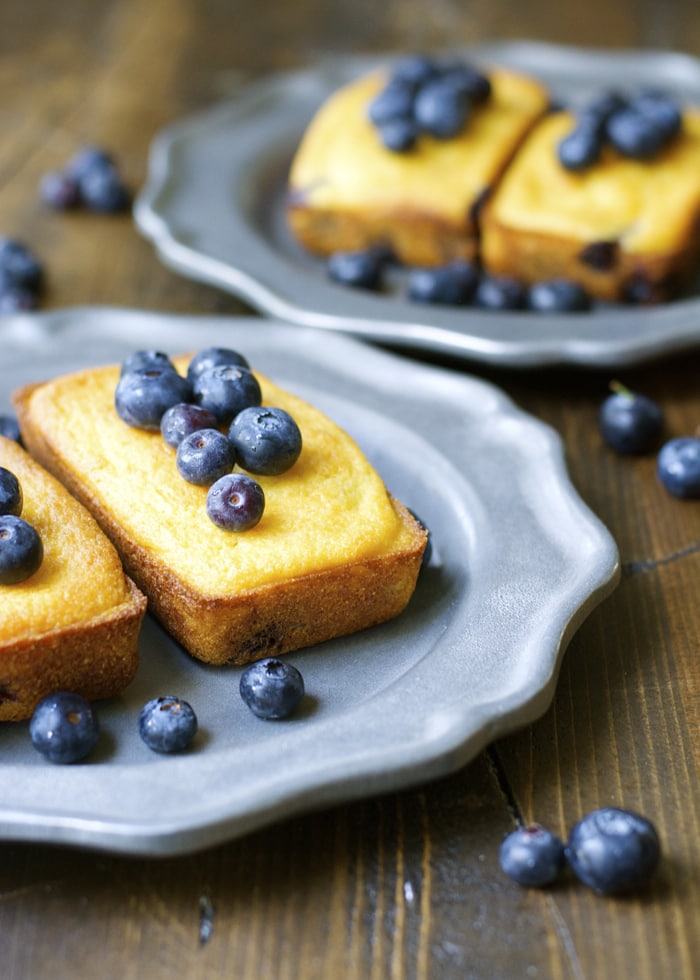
[480,109,700,302]
[13,356,427,666]
[0,435,146,721]
[287,64,550,267]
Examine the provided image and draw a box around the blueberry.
[583,91,627,128]
[439,63,491,105]
[527,279,591,313]
[186,346,250,386]
[206,472,265,531]
[161,402,219,448]
[499,824,566,887]
[558,122,603,171]
[115,365,193,430]
[29,691,99,764]
[606,108,666,159]
[0,515,43,585]
[40,170,81,210]
[413,76,471,138]
[599,383,663,454]
[120,349,175,376]
[176,428,236,486]
[474,274,525,311]
[239,657,305,720]
[0,238,43,293]
[631,89,682,142]
[138,696,198,754]
[327,249,385,290]
[0,415,21,443]
[79,164,130,213]
[378,116,419,152]
[657,436,700,498]
[0,281,39,312]
[565,807,661,894]
[367,79,416,126]
[65,146,116,181]
[192,364,262,425]
[228,406,302,475]
[407,260,478,305]
[390,54,438,88]
[0,467,22,516]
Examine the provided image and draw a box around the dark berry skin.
[390,54,438,88]
[327,250,386,290]
[40,170,81,210]
[176,428,236,486]
[65,146,116,181]
[138,696,198,754]
[192,364,262,425]
[161,402,219,448]
[474,275,525,311]
[0,515,43,585]
[527,279,591,313]
[186,346,250,386]
[407,260,478,305]
[206,473,265,531]
[115,365,192,430]
[0,467,22,516]
[0,237,43,293]
[413,76,471,138]
[631,90,682,142]
[378,117,419,152]
[0,415,21,443]
[558,122,603,171]
[368,79,416,126]
[657,436,700,498]
[566,807,661,894]
[239,658,305,720]
[120,349,175,377]
[606,108,666,159]
[499,824,566,888]
[29,691,99,764]
[228,406,302,475]
[599,384,663,454]
[79,165,130,213]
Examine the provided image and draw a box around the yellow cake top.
[288,67,549,225]
[22,358,415,597]
[1,435,134,638]
[486,110,700,254]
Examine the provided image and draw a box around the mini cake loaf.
[13,357,427,666]
[287,61,550,267]
[480,108,700,302]
[0,435,146,721]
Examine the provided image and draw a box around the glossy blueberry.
[631,89,682,142]
[606,107,666,159]
[0,467,22,516]
[79,163,130,212]
[499,824,566,887]
[390,54,438,88]
[120,349,175,376]
[0,237,43,292]
[228,406,302,476]
[527,279,591,313]
[185,346,250,386]
[29,691,99,764]
[407,260,478,305]
[161,402,219,448]
[566,807,661,894]
[65,146,116,181]
[40,170,81,210]
[206,472,265,531]
[558,122,603,171]
[657,436,700,498]
[368,79,416,126]
[192,364,262,425]
[115,365,193,430]
[239,657,305,720]
[439,63,491,104]
[0,415,21,443]
[378,116,419,152]
[0,515,43,585]
[138,696,198,754]
[413,76,470,138]
[176,428,236,486]
[327,249,385,290]
[474,274,525,311]
[599,384,663,454]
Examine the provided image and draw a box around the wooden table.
[2,2,699,977]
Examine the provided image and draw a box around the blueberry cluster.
[367,54,491,152]
[599,382,700,498]
[500,807,661,895]
[327,250,592,313]
[40,145,131,213]
[0,466,43,585]
[0,237,44,312]
[558,88,682,172]
[115,346,303,531]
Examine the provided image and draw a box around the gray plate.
[0,308,619,855]
[134,41,700,369]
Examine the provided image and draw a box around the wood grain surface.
[1,2,699,977]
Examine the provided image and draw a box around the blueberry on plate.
[176,428,236,486]
[407,260,478,305]
[161,402,219,448]
[185,346,251,386]
[0,414,21,443]
[599,382,663,454]
[206,472,265,531]
[138,696,198,754]
[115,364,193,430]
[565,807,661,894]
[0,466,22,516]
[29,691,99,764]
[192,364,262,425]
[0,514,43,585]
[527,278,591,313]
[499,824,566,887]
[239,657,305,720]
[228,406,302,476]
[657,436,700,498]
[327,249,386,291]
[474,274,525,311]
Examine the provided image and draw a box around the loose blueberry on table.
[657,435,700,498]
[239,658,305,720]
[41,145,131,213]
[0,513,43,585]
[499,824,567,888]
[327,249,386,290]
[565,807,661,894]
[29,691,100,764]
[138,696,198,754]
[0,238,43,311]
[599,382,664,454]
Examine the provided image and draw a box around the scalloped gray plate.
[0,309,619,855]
[134,41,700,369]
